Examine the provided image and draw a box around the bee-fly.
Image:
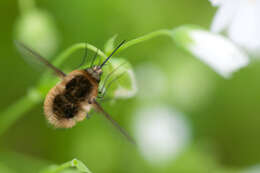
[15,40,135,144]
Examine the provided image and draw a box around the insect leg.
[75,43,88,69]
[90,49,98,68]
[99,62,126,97]
[99,72,126,99]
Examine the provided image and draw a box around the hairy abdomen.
[44,70,98,128]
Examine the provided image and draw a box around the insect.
[15,40,135,144]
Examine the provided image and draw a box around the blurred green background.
[1,0,260,172]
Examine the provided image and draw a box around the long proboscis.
[14,41,66,78]
[92,100,136,145]
[99,40,126,68]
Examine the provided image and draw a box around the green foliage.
[1,0,258,172]
[40,159,92,173]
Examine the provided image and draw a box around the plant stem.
[0,91,41,136]
[53,43,106,67]
[117,29,171,54]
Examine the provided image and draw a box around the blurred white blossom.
[243,165,260,173]
[209,0,260,54]
[133,106,190,164]
[135,64,167,101]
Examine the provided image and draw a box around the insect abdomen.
[53,94,79,118]
[44,70,98,128]
[64,75,93,102]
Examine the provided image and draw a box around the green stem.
[18,0,36,15]
[42,161,71,173]
[0,90,41,136]
[53,42,106,67]
[117,29,171,54]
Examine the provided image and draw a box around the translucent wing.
[15,41,66,78]
[92,99,136,145]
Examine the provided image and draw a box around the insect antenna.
[14,41,66,78]
[99,40,126,68]
[75,43,88,69]
[92,99,136,145]
[98,51,102,66]
[90,49,98,68]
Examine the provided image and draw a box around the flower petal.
[172,26,250,78]
[209,0,225,6]
[228,0,260,54]
[210,0,239,33]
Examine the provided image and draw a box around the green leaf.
[100,58,137,99]
[40,159,92,173]
[104,34,118,54]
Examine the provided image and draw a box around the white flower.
[133,106,190,164]
[172,26,249,78]
[188,29,249,78]
[209,0,260,54]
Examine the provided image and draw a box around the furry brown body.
[44,70,99,128]
[15,40,135,144]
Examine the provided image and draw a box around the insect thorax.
[85,66,102,83]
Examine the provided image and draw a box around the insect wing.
[15,41,66,78]
[92,100,136,145]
